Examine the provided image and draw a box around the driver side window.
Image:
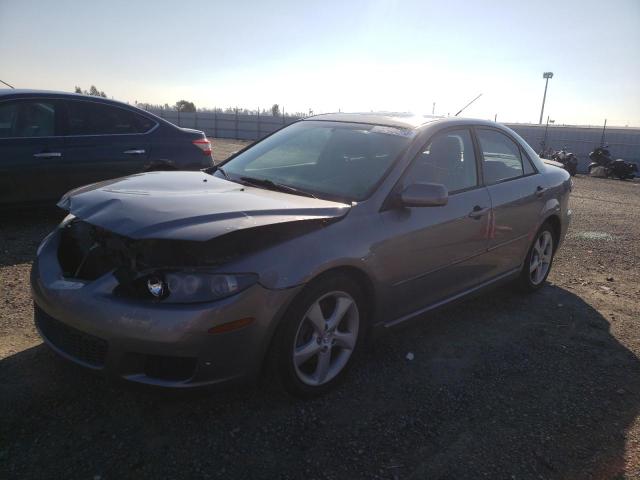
[402,129,478,193]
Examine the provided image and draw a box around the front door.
[374,128,493,320]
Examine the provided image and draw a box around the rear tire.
[272,274,366,398]
[517,222,556,292]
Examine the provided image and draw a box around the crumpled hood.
[58,171,350,241]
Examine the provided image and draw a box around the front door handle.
[535,186,547,197]
[468,205,490,219]
[123,149,146,155]
[33,152,62,159]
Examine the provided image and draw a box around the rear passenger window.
[66,101,154,135]
[0,101,56,138]
[477,129,525,183]
[403,129,478,193]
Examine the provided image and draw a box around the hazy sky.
[1,0,639,125]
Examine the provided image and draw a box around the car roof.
[0,88,134,109]
[303,112,442,129]
[303,112,505,131]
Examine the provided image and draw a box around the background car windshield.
[220,120,412,201]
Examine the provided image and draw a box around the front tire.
[273,274,366,398]
[518,223,556,292]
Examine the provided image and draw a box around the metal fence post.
[235,108,239,138]
[257,108,261,140]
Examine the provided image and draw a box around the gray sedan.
[31,114,572,397]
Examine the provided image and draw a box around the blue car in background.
[0,90,214,207]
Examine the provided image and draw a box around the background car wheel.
[518,222,556,292]
[273,274,366,398]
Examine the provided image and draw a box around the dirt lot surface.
[1,142,639,479]
[210,138,251,163]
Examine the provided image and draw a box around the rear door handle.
[535,186,547,197]
[123,149,146,155]
[33,152,62,159]
[468,205,490,219]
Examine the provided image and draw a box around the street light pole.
[541,115,551,155]
[539,72,553,125]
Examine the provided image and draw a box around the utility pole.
[432,102,435,115]
[539,72,553,124]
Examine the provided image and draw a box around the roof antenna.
[0,79,15,89]
[454,93,482,116]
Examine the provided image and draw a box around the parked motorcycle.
[551,148,579,176]
[588,146,638,180]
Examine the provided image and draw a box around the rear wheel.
[518,223,556,292]
[273,274,365,397]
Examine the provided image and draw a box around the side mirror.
[399,182,448,207]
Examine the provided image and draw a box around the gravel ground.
[210,138,251,163]
[1,144,639,479]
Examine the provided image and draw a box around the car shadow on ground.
[1,283,639,479]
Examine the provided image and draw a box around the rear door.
[475,128,546,275]
[58,100,155,195]
[0,98,65,205]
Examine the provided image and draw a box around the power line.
[0,79,15,89]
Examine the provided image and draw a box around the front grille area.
[35,305,108,367]
[144,355,197,381]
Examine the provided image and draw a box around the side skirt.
[382,267,520,329]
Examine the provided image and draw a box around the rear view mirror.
[399,182,448,207]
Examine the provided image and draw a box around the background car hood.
[58,171,350,241]
[542,158,565,169]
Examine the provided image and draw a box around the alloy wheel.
[530,230,554,285]
[292,291,359,386]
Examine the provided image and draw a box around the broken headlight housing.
[143,271,258,304]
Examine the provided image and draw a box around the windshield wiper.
[239,176,317,199]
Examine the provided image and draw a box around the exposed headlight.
[145,272,258,304]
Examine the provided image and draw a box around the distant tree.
[74,85,107,97]
[88,85,107,97]
[175,100,196,113]
[271,104,280,117]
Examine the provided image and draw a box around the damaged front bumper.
[30,229,301,388]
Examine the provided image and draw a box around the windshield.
[217,120,413,201]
